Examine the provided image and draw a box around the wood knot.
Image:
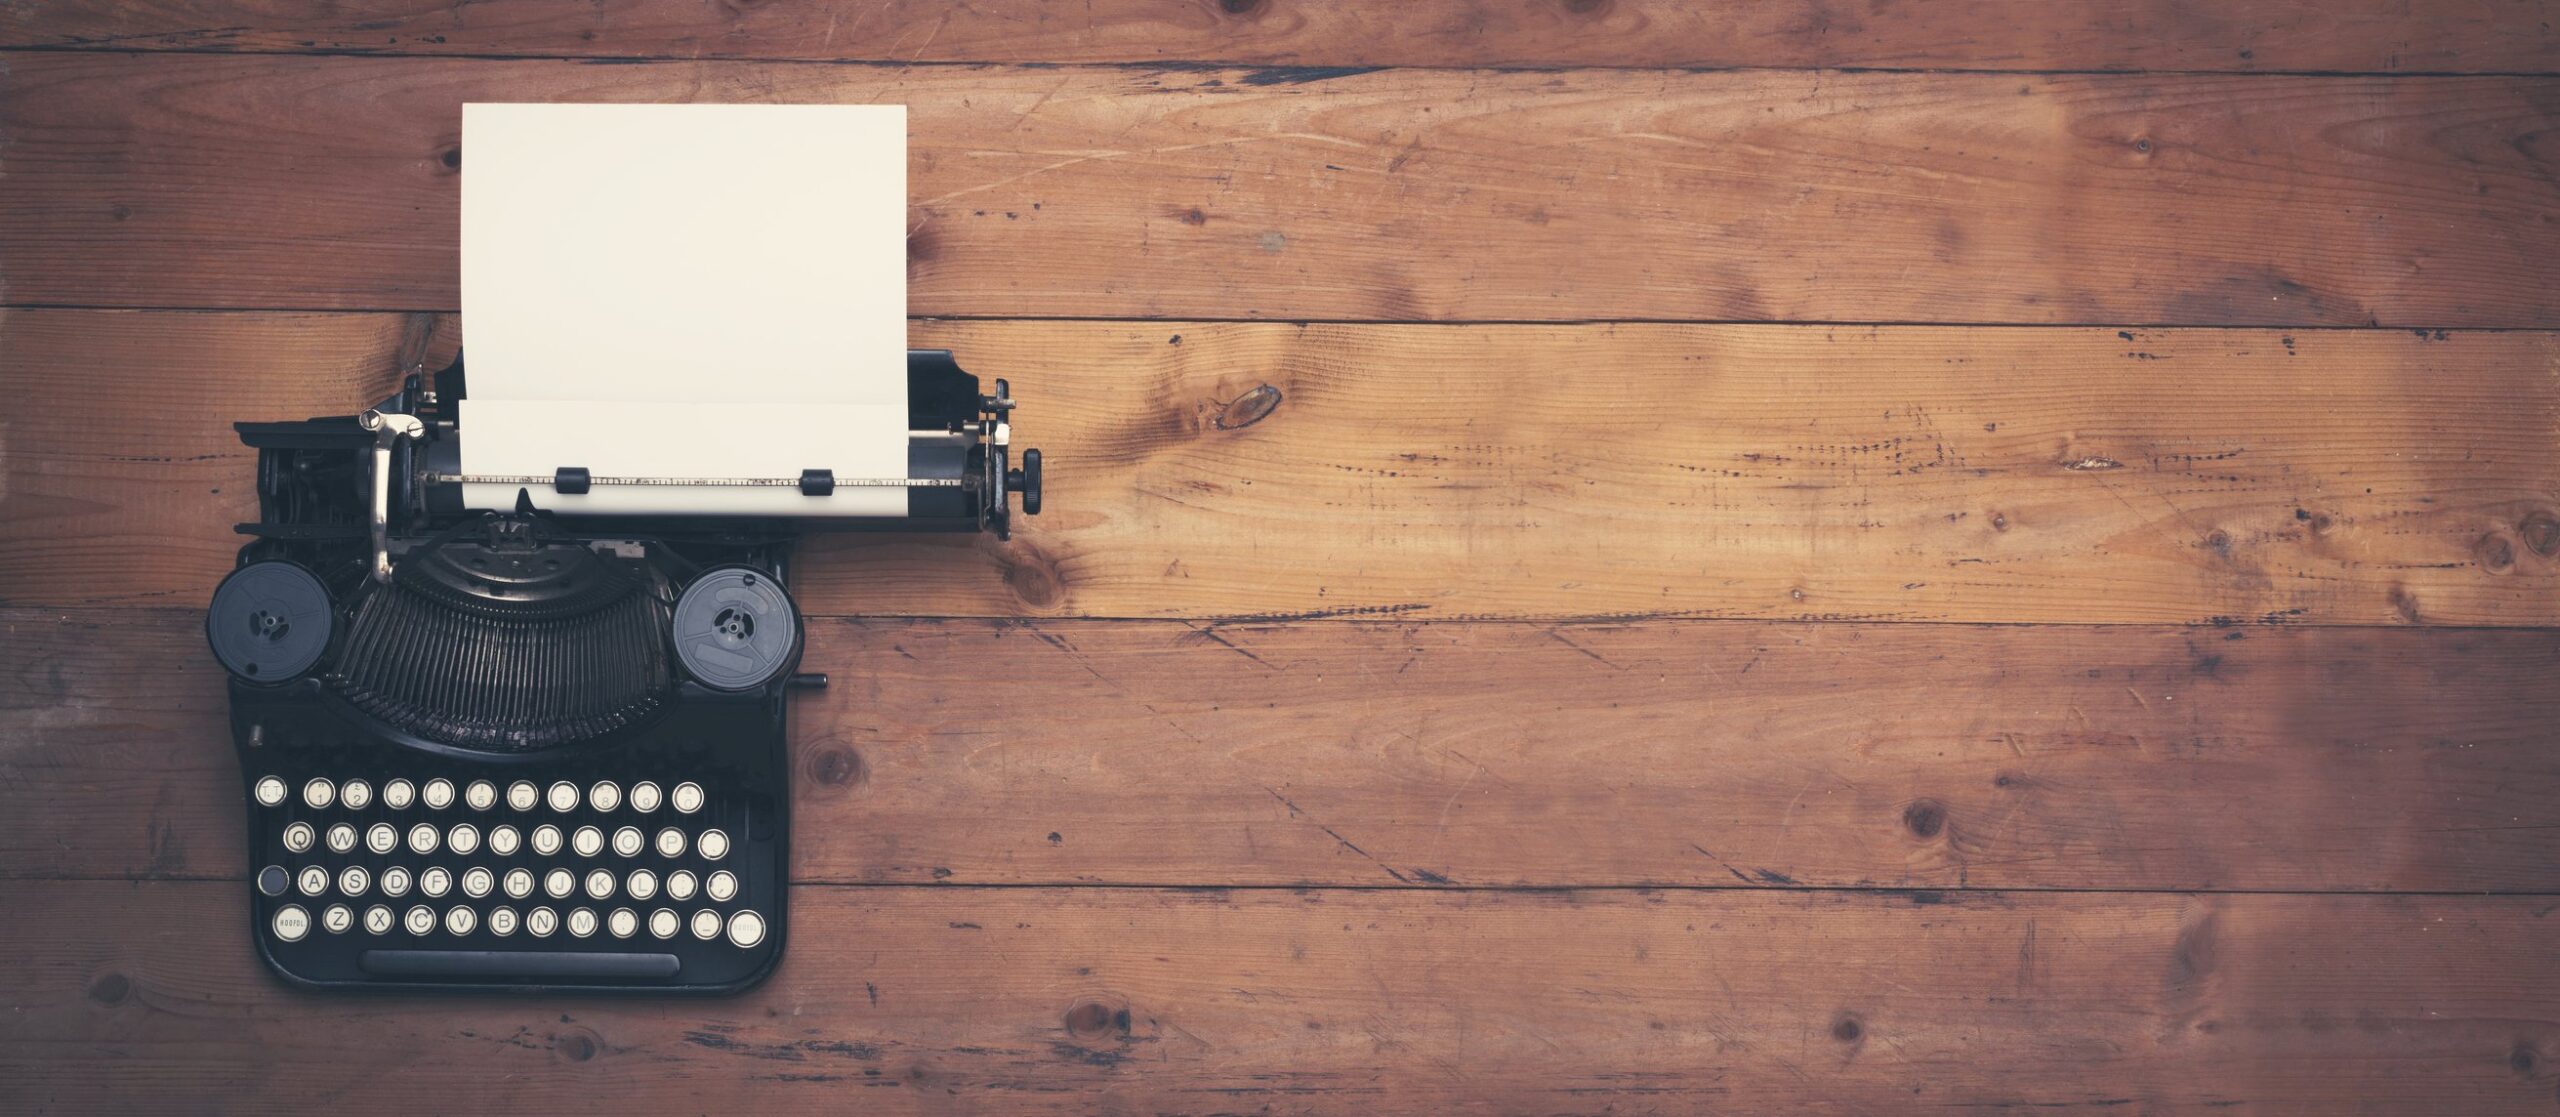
[555,1029,599,1063]
[2387,584,2422,624]
[1831,1013,1864,1043]
[2204,529,2232,556]
[1562,0,1611,14]
[1902,799,1947,840]
[807,744,866,789]
[437,145,461,173]
[2476,531,2517,575]
[2512,1042,2540,1078]
[1990,511,2009,531]
[2519,511,2560,558]
[1216,0,1265,15]
[1180,207,1209,225]
[907,219,940,266]
[107,203,133,222]
[1215,384,1283,431]
[1005,546,1065,609]
[86,972,130,1005]
[1063,1000,1129,1040]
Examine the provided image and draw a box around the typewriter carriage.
[213,348,1039,758]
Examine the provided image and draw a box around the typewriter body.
[209,350,1038,993]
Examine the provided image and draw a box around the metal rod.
[428,474,962,489]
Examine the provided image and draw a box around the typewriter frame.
[216,350,1034,994]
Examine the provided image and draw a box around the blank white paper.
[458,102,910,516]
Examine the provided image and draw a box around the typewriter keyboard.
[248,770,777,987]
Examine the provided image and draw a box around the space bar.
[362,949,681,980]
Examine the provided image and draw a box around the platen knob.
[1006,448,1043,517]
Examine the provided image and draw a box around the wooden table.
[4,3,2558,1112]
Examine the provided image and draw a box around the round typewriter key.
[282,821,314,853]
[364,905,394,935]
[544,868,575,899]
[697,829,731,861]
[367,823,397,854]
[407,822,438,855]
[488,906,518,937]
[404,905,435,936]
[650,908,680,939]
[298,865,329,897]
[527,907,558,938]
[672,566,802,691]
[609,908,638,939]
[532,824,563,856]
[445,906,476,936]
[727,910,767,949]
[326,823,356,854]
[568,908,598,938]
[462,867,494,899]
[322,904,353,935]
[672,782,705,815]
[383,779,415,809]
[507,780,539,812]
[257,865,288,897]
[691,909,722,941]
[656,827,687,858]
[629,782,663,813]
[423,778,455,810]
[447,823,480,856]
[380,866,412,897]
[421,866,452,899]
[613,826,644,858]
[465,780,497,812]
[254,775,287,807]
[208,561,334,682]
[504,867,534,899]
[584,868,616,901]
[706,870,738,903]
[489,824,520,856]
[572,826,604,858]
[626,869,658,901]
[338,865,370,897]
[271,904,311,943]
[547,781,579,813]
[666,870,698,902]
[589,781,622,813]
[303,778,334,810]
[340,779,372,810]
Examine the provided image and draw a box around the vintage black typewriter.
[207,350,1039,992]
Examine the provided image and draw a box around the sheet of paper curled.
[457,102,910,517]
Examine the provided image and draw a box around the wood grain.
[7,55,2558,326]
[6,880,2559,1114]
[8,0,2554,74]
[11,606,2558,890]
[7,310,2556,625]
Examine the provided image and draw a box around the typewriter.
[207,350,1039,993]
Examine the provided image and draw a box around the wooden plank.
[5,881,2558,1113]
[6,310,2556,625]
[10,606,2558,890]
[6,55,2557,326]
[8,0,2555,74]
